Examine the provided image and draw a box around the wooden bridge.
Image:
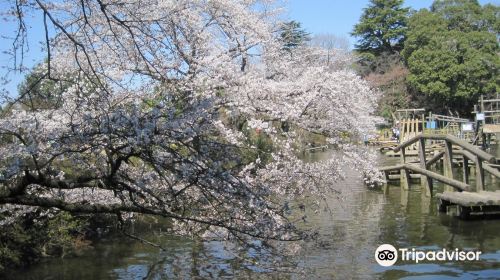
[379,133,500,219]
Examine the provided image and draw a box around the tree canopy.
[279,20,311,52]
[352,0,410,55]
[402,1,499,114]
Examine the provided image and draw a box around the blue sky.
[287,0,499,47]
[1,0,499,97]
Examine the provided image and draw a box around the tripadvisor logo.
[375,244,482,267]
[375,244,398,266]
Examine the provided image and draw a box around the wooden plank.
[444,141,453,179]
[379,164,405,172]
[482,124,500,133]
[463,156,469,184]
[404,164,471,192]
[482,99,500,103]
[445,135,495,163]
[402,168,410,190]
[467,191,500,205]
[476,155,485,192]
[411,119,417,150]
[400,148,408,190]
[443,140,454,193]
[384,171,390,182]
[455,149,477,162]
[388,174,421,180]
[426,151,444,167]
[431,114,469,123]
[391,112,399,122]
[394,134,421,152]
[436,191,500,207]
[381,152,451,172]
[484,164,500,178]
[393,134,495,163]
[419,138,433,197]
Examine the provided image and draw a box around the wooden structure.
[425,113,474,141]
[393,109,425,150]
[473,95,500,147]
[475,95,500,124]
[379,133,500,219]
[381,109,472,156]
[436,191,500,219]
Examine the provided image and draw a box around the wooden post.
[401,188,409,209]
[429,112,433,129]
[462,156,469,184]
[475,155,485,192]
[383,182,389,195]
[413,119,418,149]
[402,119,407,143]
[405,119,410,143]
[400,148,409,190]
[421,191,431,215]
[404,164,470,192]
[444,140,454,192]
[402,168,411,191]
[422,113,426,134]
[409,119,413,149]
[418,138,433,197]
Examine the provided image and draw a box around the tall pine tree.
[279,20,310,52]
[352,0,410,55]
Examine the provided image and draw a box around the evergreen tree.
[279,20,310,51]
[352,0,410,55]
[402,1,499,115]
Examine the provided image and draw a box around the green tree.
[17,63,67,111]
[431,0,497,32]
[351,0,410,55]
[351,0,412,120]
[402,2,499,115]
[279,20,310,52]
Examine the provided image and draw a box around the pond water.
[7,149,500,279]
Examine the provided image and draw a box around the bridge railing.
[381,133,497,196]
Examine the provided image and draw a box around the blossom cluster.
[0,0,382,242]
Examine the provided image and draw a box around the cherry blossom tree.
[0,0,381,245]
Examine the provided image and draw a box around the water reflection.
[7,149,500,279]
